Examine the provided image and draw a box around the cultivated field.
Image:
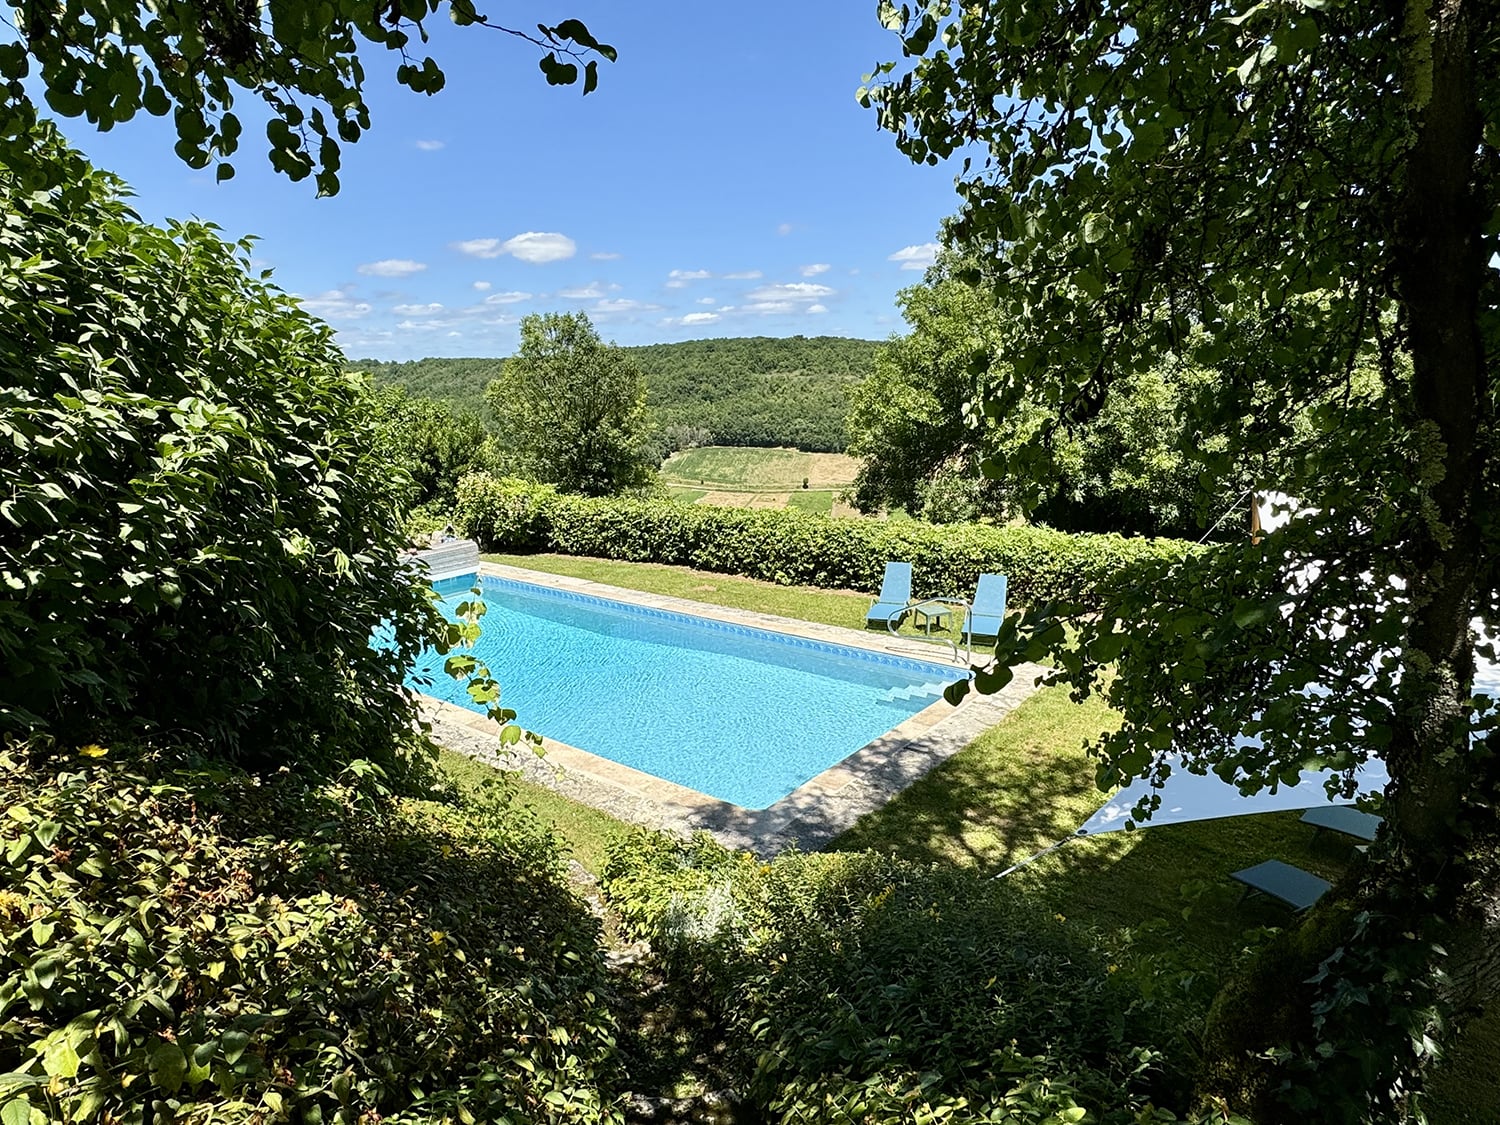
[660,446,861,514]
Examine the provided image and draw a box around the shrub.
[453,473,1199,610]
[601,831,1189,1125]
[0,739,623,1124]
[0,136,440,774]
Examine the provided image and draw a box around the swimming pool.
[409,573,960,809]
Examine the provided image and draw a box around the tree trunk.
[1200,2,1500,1119]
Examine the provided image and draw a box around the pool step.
[411,538,480,582]
[881,680,950,704]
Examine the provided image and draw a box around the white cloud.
[357,258,427,278]
[745,282,835,302]
[397,317,459,331]
[681,312,721,325]
[593,298,663,314]
[472,281,492,291]
[482,291,533,305]
[297,289,373,321]
[888,242,940,271]
[722,269,762,280]
[591,251,622,261]
[558,283,607,299]
[392,302,445,315]
[666,269,711,289]
[696,297,716,305]
[415,139,445,151]
[502,232,576,263]
[451,232,577,263]
[776,222,793,236]
[807,303,829,314]
[800,263,831,277]
[452,238,504,258]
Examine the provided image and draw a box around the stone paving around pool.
[420,562,1051,858]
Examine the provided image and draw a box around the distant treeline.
[351,335,880,453]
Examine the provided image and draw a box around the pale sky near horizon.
[57,3,965,361]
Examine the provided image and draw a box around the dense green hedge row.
[453,474,1199,609]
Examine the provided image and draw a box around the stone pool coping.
[419,562,1050,857]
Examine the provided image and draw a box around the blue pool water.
[409,574,959,809]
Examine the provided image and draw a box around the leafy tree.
[365,383,495,511]
[850,259,1239,535]
[0,133,441,775]
[0,1,613,195]
[485,312,655,496]
[847,261,1007,520]
[867,1,1498,1119]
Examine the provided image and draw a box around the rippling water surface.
[408,574,958,808]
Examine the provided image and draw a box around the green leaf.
[150,1043,188,1092]
[538,53,579,87]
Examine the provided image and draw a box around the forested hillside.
[353,335,880,452]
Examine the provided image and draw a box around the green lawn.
[784,488,836,515]
[450,554,1496,1121]
[438,748,630,874]
[666,485,707,504]
[833,687,1349,965]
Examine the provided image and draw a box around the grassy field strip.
[660,446,858,490]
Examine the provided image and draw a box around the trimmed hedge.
[453,473,1199,609]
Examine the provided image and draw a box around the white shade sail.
[1077,748,1391,835]
[1075,491,1497,836]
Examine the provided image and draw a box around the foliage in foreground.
[0,740,622,1124]
[454,473,1197,610]
[601,831,1191,1124]
[0,0,613,196]
[0,136,440,776]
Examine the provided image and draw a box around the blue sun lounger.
[1300,806,1382,842]
[1231,860,1331,912]
[962,572,1009,640]
[866,561,913,627]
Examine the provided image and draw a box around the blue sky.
[60,3,963,360]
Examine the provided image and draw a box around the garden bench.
[1299,806,1382,842]
[1230,859,1331,912]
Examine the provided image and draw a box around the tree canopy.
[849,256,1292,536]
[358,335,877,454]
[0,0,613,193]
[485,311,655,496]
[365,383,494,513]
[868,1,1498,1119]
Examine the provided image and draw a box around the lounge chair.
[1230,859,1331,911]
[962,572,1009,640]
[866,561,913,628]
[1300,806,1382,842]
